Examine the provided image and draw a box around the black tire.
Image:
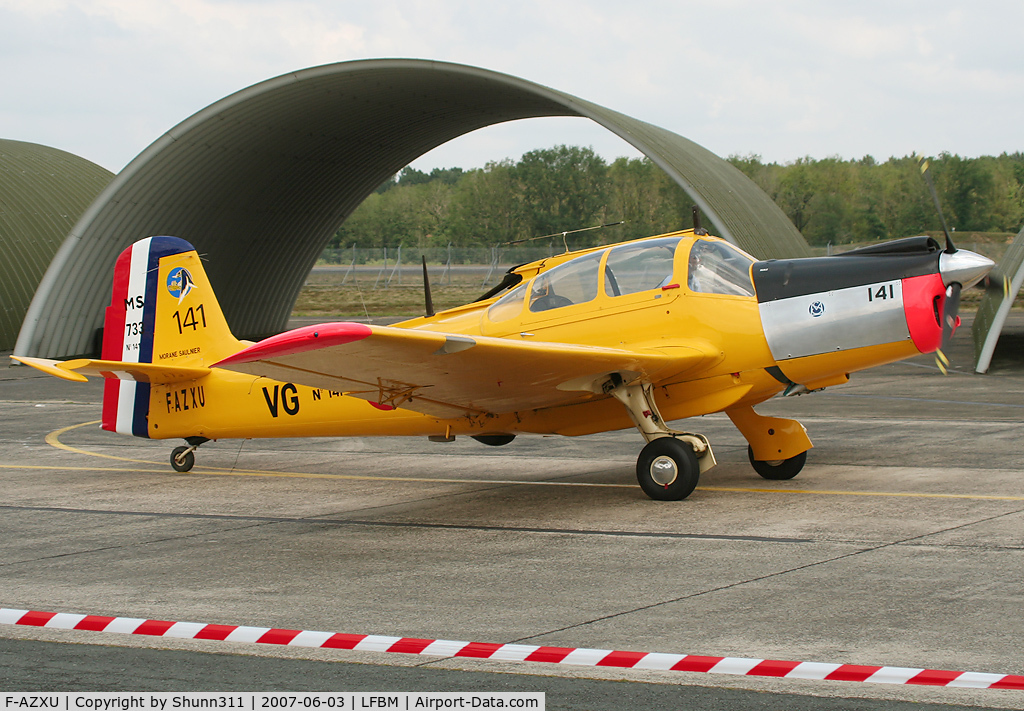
[472,434,516,447]
[747,445,806,480]
[636,438,700,501]
[170,445,195,473]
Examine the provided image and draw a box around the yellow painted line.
[44,420,151,465]
[37,422,631,486]
[31,421,1024,501]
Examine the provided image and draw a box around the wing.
[213,322,713,418]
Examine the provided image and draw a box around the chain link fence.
[314,234,1016,290]
[316,244,563,288]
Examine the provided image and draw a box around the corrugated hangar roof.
[0,139,113,351]
[16,59,810,359]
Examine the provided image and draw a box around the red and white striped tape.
[2,607,1022,690]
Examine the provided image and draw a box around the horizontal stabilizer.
[12,356,209,384]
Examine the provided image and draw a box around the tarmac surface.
[2,314,1023,709]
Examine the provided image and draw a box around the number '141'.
[172,304,207,333]
[868,285,895,302]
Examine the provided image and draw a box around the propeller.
[936,283,961,375]
[917,156,956,255]
[916,155,960,373]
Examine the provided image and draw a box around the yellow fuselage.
[147,233,918,443]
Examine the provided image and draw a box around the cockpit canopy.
[686,240,756,297]
[488,236,755,323]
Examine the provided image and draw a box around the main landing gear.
[604,377,716,501]
[169,436,209,472]
[605,378,814,501]
[636,437,701,501]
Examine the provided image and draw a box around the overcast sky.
[2,0,1022,174]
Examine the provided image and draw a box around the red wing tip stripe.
[2,608,1019,690]
[214,322,373,366]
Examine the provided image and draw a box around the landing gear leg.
[170,436,209,473]
[604,377,716,501]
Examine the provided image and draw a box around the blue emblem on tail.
[809,301,825,317]
[167,267,195,302]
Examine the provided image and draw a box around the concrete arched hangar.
[0,139,112,351]
[16,58,809,359]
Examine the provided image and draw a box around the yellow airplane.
[14,226,992,500]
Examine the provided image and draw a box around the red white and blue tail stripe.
[100,236,194,437]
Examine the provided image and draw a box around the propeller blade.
[934,282,962,374]
[422,256,435,318]
[917,155,957,254]
[942,282,962,349]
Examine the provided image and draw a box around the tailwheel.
[636,437,700,501]
[748,445,806,480]
[169,437,208,473]
[170,445,195,473]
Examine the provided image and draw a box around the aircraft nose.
[938,249,994,289]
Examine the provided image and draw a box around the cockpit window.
[487,283,528,322]
[687,240,755,296]
[528,251,603,313]
[603,237,681,296]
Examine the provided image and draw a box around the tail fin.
[100,236,240,436]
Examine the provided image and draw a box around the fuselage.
[146,230,962,442]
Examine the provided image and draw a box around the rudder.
[101,236,240,436]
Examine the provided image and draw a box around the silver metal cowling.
[758,280,910,361]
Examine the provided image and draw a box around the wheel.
[636,437,700,501]
[472,434,516,446]
[747,445,806,480]
[170,445,195,472]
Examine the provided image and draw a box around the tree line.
[329,146,1024,252]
